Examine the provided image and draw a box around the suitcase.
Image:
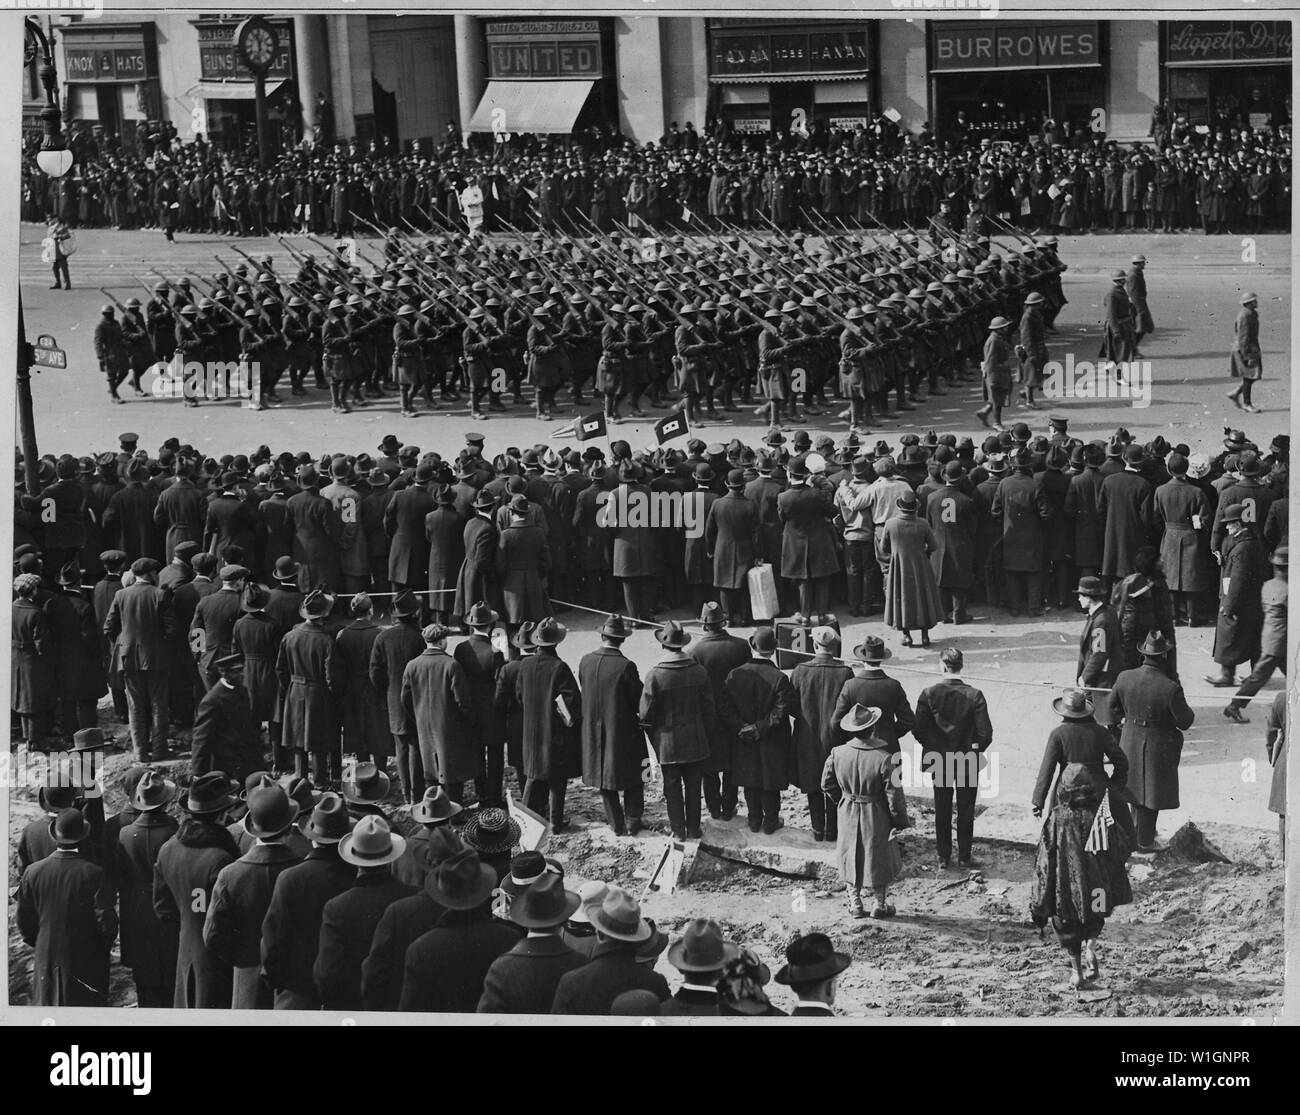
[747,562,779,622]
[774,616,841,671]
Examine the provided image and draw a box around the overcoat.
[1213,530,1269,667]
[1107,664,1195,810]
[579,646,646,791]
[314,873,416,1011]
[260,846,355,1002]
[369,620,425,735]
[790,657,856,792]
[705,492,757,589]
[1154,477,1212,592]
[231,610,282,722]
[517,648,582,781]
[275,622,341,754]
[778,485,840,580]
[401,647,476,783]
[639,654,715,767]
[685,630,750,774]
[478,934,588,1014]
[384,484,435,587]
[115,810,179,986]
[1098,469,1153,579]
[497,522,551,622]
[881,514,945,630]
[336,619,391,759]
[722,658,799,790]
[821,737,909,889]
[991,471,1050,572]
[924,486,978,588]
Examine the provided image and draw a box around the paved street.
[17,224,1291,837]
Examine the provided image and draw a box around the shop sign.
[1165,21,1291,64]
[63,45,149,83]
[732,118,772,134]
[486,19,607,79]
[197,20,294,82]
[931,22,1099,70]
[712,26,871,77]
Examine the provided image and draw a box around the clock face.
[240,23,276,70]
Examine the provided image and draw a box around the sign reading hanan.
[711,25,871,77]
[196,19,294,82]
[1165,21,1291,64]
[931,22,1100,71]
[485,19,607,79]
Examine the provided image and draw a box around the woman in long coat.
[821,705,910,919]
[789,630,854,841]
[1030,763,1133,988]
[880,493,944,647]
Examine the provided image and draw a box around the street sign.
[31,335,67,370]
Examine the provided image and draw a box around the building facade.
[42,14,1290,152]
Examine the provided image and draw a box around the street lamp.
[19,16,70,495]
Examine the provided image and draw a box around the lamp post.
[19,17,70,495]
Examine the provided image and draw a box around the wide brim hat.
[510,875,582,929]
[531,618,567,646]
[132,771,177,812]
[425,851,498,909]
[666,920,741,973]
[338,823,407,867]
[587,890,653,944]
[839,703,882,734]
[600,613,636,640]
[299,793,355,844]
[342,766,391,805]
[184,774,239,815]
[773,938,852,985]
[410,786,464,824]
[655,621,691,649]
[464,601,500,628]
[460,807,522,854]
[1138,632,1172,656]
[852,639,891,663]
[71,727,108,752]
[1052,690,1096,719]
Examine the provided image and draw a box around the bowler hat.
[338,814,407,867]
[1221,503,1244,524]
[299,793,354,843]
[1052,689,1096,720]
[425,848,496,909]
[51,808,91,848]
[773,932,851,985]
[667,918,740,974]
[410,785,463,825]
[273,556,299,582]
[243,785,296,838]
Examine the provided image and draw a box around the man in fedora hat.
[639,619,714,840]
[1224,544,1286,724]
[17,809,118,1006]
[579,614,646,836]
[478,872,587,1014]
[773,932,851,1016]
[341,760,394,824]
[335,593,392,771]
[687,602,749,821]
[724,627,799,835]
[315,815,415,1011]
[1206,503,1269,689]
[791,626,854,842]
[454,490,502,623]
[1154,452,1213,627]
[153,772,241,1008]
[498,492,552,642]
[1108,631,1195,852]
[1098,444,1154,592]
[454,600,507,807]
[262,792,356,1009]
[232,584,283,764]
[833,636,914,754]
[1075,575,1123,739]
[823,704,910,918]
[517,617,582,830]
[370,587,427,803]
[706,470,758,625]
[402,622,476,804]
[400,849,520,1012]
[363,826,472,1012]
[276,587,343,785]
[391,785,461,888]
[777,458,840,625]
[191,653,263,784]
[203,783,303,1009]
[913,647,993,869]
[192,563,249,691]
[551,887,670,1014]
[116,770,180,1006]
[659,918,740,1016]
[103,555,176,763]
[49,561,106,740]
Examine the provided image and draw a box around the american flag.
[1085,790,1114,854]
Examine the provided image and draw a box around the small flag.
[1085,789,1114,854]
[883,107,902,124]
[681,204,694,223]
[654,411,689,445]
[576,410,607,442]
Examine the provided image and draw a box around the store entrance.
[770,81,814,140]
[935,69,1101,143]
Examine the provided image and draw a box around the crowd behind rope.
[11,416,1289,1012]
[24,107,1291,237]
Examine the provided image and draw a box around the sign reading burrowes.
[930,21,1100,71]
[485,18,609,80]
[194,17,295,82]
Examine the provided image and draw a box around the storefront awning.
[187,80,286,101]
[710,72,866,85]
[468,80,594,134]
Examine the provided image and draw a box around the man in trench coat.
[723,626,800,835]
[821,704,910,919]
[579,614,646,836]
[1108,632,1195,851]
[401,623,476,801]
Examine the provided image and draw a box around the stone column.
[294,14,330,141]
[454,14,485,132]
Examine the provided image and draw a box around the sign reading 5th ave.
[931,22,1099,70]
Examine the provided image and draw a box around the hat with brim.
[1138,631,1172,656]
[71,727,108,752]
[461,806,522,855]
[852,637,891,663]
[339,814,407,867]
[410,785,464,825]
[299,793,354,843]
[531,618,567,646]
[464,601,500,628]
[655,620,691,649]
[511,622,537,650]
[243,785,297,838]
[342,762,391,805]
[184,772,239,815]
[666,919,741,974]
[839,703,882,734]
[50,809,92,848]
[1052,689,1095,720]
[510,873,582,929]
[132,771,177,812]
[425,849,497,909]
[587,887,652,943]
[600,613,636,640]
[774,933,852,985]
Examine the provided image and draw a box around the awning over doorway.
[187,80,287,101]
[467,80,595,134]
